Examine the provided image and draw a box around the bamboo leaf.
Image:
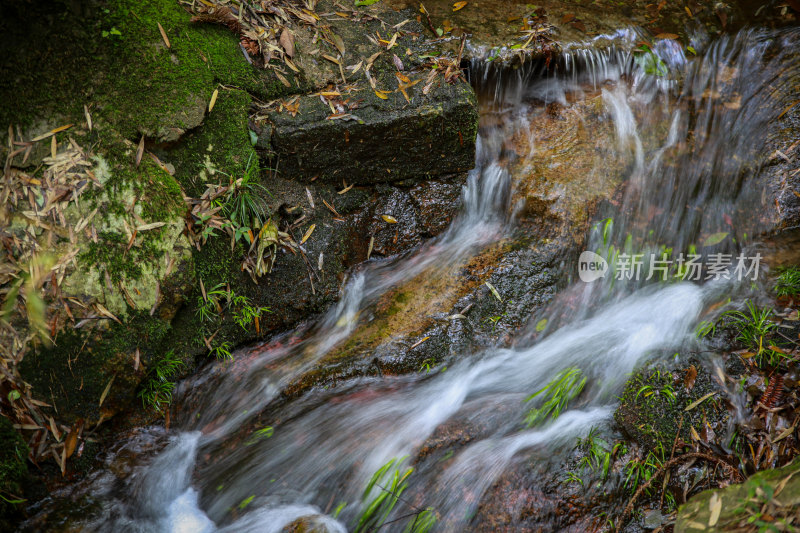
[300,224,316,244]
[99,375,115,407]
[157,22,170,48]
[684,392,717,412]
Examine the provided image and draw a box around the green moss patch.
[614,360,732,452]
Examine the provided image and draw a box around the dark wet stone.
[262,81,478,185]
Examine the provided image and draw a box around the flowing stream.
[31,27,800,532]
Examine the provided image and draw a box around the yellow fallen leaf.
[485,281,502,302]
[31,124,73,142]
[99,375,115,407]
[157,22,170,48]
[453,1,467,11]
[137,222,166,231]
[285,57,300,72]
[685,392,717,411]
[301,224,315,244]
[375,90,390,100]
[135,135,145,167]
[95,303,122,325]
[410,336,430,349]
[84,104,93,131]
[275,71,292,87]
[209,89,219,112]
[381,214,397,223]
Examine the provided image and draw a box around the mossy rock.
[614,359,733,453]
[675,459,800,532]
[0,0,299,144]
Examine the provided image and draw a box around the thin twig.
[374,482,425,513]
[419,3,438,37]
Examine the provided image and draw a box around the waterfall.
[34,26,800,533]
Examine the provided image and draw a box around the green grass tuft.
[524,366,587,427]
[775,266,800,297]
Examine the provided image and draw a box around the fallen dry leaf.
[136,135,145,167]
[684,364,697,390]
[157,22,170,48]
[31,124,73,142]
[280,28,295,57]
[209,89,219,112]
[99,375,115,407]
[300,224,315,244]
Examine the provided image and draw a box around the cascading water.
[27,27,800,532]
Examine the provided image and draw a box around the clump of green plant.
[623,442,672,509]
[525,367,587,427]
[197,283,268,325]
[355,457,437,533]
[196,282,270,359]
[483,303,511,334]
[634,376,676,404]
[188,155,287,280]
[775,266,800,297]
[725,301,782,366]
[224,153,271,230]
[139,350,184,412]
[211,341,233,361]
[695,319,716,339]
[576,428,627,482]
[245,426,274,446]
